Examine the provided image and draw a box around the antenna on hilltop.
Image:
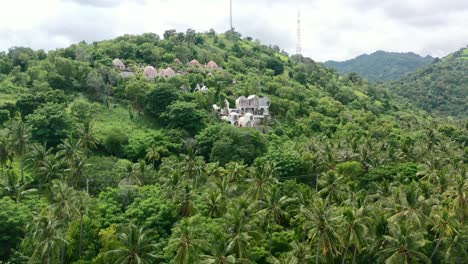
[296,10,302,56]
[230,0,234,32]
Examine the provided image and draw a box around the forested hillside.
[325,50,434,82]
[0,30,467,264]
[382,47,468,117]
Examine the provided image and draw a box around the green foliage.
[26,102,74,146]
[197,124,268,165]
[161,101,207,135]
[0,30,466,264]
[102,128,128,156]
[0,197,31,261]
[144,83,179,117]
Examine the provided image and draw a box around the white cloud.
[0,0,466,61]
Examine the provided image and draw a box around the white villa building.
[214,95,270,127]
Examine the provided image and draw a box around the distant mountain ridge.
[325,50,434,82]
[382,46,468,117]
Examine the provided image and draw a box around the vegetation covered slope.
[325,50,434,81]
[0,29,467,264]
[382,46,468,117]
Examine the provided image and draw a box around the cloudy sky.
[0,0,467,61]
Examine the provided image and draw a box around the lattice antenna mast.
[230,0,233,31]
[296,11,302,56]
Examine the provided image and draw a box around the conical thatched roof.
[143,66,157,78]
[206,61,219,69]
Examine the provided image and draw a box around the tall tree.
[106,223,156,264]
[8,120,30,184]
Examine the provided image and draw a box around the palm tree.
[176,185,197,217]
[387,183,432,229]
[1,169,37,202]
[317,170,349,205]
[76,191,91,258]
[201,234,236,264]
[281,241,313,264]
[245,163,278,201]
[28,209,67,264]
[8,120,30,184]
[25,143,53,172]
[299,197,341,264]
[340,207,370,264]
[50,180,79,264]
[256,186,296,252]
[65,158,90,190]
[0,135,12,177]
[56,137,84,171]
[205,191,226,218]
[78,121,99,154]
[145,145,167,168]
[377,225,430,263]
[166,218,206,264]
[106,223,156,264]
[225,198,258,259]
[445,175,467,221]
[429,207,459,260]
[38,156,64,186]
[225,162,247,183]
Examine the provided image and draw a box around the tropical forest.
[0,29,466,264]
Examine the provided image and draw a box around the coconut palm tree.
[50,180,79,264]
[56,137,84,171]
[0,135,12,177]
[1,169,37,202]
[145,145,167,168]
[106,223,156,264]
[25,143,53,172]
[445,175,467,221]
[201,234,236,264]
[38,156,64,186]
[317,170,349,205]
[205,191,226,218]
[225,162,247,183]
[28,209,66,264]
[176,185,197,217]
[340,207,370,264]
[256,186,296,252]
[166,218,206,264]
[387,183,432,229]
[429,207,459,260]
[8,120,30,184]
[76,191,91,258]
[299,197,341,264]
[78,121,99,154]
[377,224,430,264]
[225,198,258,259]
[245,163,278,201]
[278,240,314,264]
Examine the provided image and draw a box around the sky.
[0,0,467,62]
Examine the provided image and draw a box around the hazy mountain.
[325,50,434,82]
[383,46,468,117]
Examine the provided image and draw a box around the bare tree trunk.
[79,214,84,258]
[431,236,442,259]
[316,238,321,264]
[352,246,357,264]
[341,246,348,264]
[61,245,66,264]
[20,158,24,184]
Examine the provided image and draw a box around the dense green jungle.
[0,29,466,264]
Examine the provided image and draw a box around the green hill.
[325,50,434,81]
[0,30,466,264]
[383,46,468,117]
